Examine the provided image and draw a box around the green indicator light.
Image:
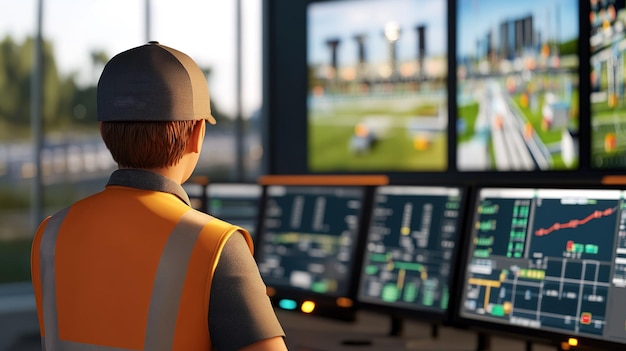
[311,281,328,294]
[369,253,388,263]
[382,284,400,302]
[477,220,497,231]
[403,283,418,303]
[476,237,494,246]
[474,249,490,258]
[491,305,505,317]
[480,205,499,215]
[311,281,328,293]
[394,262,424,271]
[365,265,378,275]
[422,280,436,306]
[446,202,460,209]
[441,287,449,309]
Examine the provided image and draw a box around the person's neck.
[119,146,198,185]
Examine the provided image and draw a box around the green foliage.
[0,36,65,127]
[0,238,32,283]
[457,102,479,143]
[559,38,578,57]
[0,185,30,210]
[0,34,224,136]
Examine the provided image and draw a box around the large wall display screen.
[307,0,448,172]
[456,0,580,172]
[458,187,626,347]
[590,0,626,169]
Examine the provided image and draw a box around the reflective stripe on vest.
[39,209,215,351]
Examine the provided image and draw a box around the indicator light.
[336,297,354,308]
[278,299,297,310]
[301,300,316,313]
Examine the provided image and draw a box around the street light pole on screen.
[145,0,152,42]
[31,0,44,231]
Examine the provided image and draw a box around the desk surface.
[276,310,560,351]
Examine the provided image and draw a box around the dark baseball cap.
[97,41,216,124]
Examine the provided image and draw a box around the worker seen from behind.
[30,41,287,351]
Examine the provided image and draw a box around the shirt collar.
[106,169,191,206]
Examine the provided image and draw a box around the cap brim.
[206,114,217,125]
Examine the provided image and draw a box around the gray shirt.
[210,233,286,350]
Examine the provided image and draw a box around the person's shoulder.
[185,208,219,223]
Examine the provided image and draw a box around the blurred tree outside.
[0,35,102,140]
[0,34,258,283]
[0,35,234,136]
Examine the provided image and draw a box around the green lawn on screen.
[308,100,447,172]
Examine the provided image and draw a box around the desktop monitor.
[455,186,626,349]
[255,184,371,321]
[357,185,467,326]
[590,0,626,169]
[182,180,208,213]
[207,183,262,240]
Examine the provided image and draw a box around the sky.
[456,0,579,57]
[308,0,447,66]
[0,0,262,118]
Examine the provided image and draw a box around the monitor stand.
[473,334,595,351]
[338,313,439,348]
[476,332,491,351]
[387,314,440,339]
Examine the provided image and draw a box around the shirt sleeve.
[209,231,285,351]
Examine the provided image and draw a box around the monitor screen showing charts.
[255,184,370,320]
[456,186,626,348]
[358,185,466,321]
[207,183,262,239]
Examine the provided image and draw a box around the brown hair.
[100,120,198,169]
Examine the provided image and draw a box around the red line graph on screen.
[534,207,617,237]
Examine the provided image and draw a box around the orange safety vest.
[31,186,252,351]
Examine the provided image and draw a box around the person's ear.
[188,119,206,153]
